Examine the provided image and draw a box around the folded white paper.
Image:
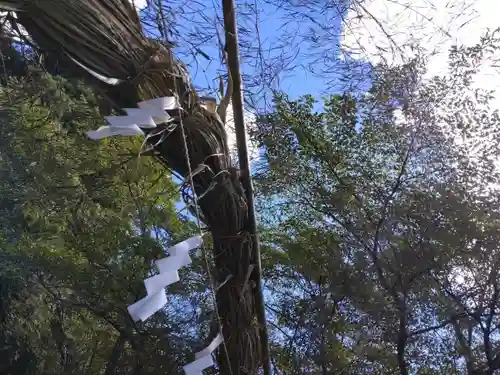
[183,333,223,375]
[89,97,181,142]
[195,333,223,359]
[155,253,192,274]
[127,290,167,322]
[123,108,171,124]
[183,355,214,375]
[87,125,144,140]
[126,235,204,327]
[104,114,157,129]
[169,235,203,257]
[144,271,180,295]
[138,97,180,111]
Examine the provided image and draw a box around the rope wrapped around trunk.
[1,1,261,373]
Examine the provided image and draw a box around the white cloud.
[342,0,500,183]
[341,0,499,104]
[342,0,494,71]
[342,0,499,104]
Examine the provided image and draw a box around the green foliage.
[0,70,207,374]
[4,21,500,375]
[254,31,500,375]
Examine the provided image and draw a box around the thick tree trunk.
[212,235,260,375]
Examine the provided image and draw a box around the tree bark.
[212,235,260,375]
[396,314,408,375]
[104,333,126,375]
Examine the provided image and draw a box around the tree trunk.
[396,301,409,375]
[396,327,408,375]
[104,333,126,375]
[50,317,78,374]
[212,232,260,374]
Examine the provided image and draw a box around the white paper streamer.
[127,290,167,322]
[152,235,202,274]
[87,96,180,141]
[169,235,203,257]
[183,333,223,375]
[126,236,202,322]
[68,55,122,86]
[144,271,180,295]
[87,125,144,140]
[183,355,214,375]
[138,97,180,111]
[123,107,171,124]
[155,252,192,273]
[195,333,223,359]
[105,114,157,129]
[125,233,219,369]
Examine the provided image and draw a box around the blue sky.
[143,0,360,106]
[191,4,329,99]
[144,0,374,211]
[137,0,375,115]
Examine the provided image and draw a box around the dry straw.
[2,0,262,373]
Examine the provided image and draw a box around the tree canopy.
[252,30,500,375]
[2,7,500,375]
[0,59,216,374]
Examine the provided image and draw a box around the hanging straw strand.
[155,1,234,373]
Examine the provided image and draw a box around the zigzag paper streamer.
[87,96,180,140]
[154,235,203,272]
[138,97,180,111]
[126,235,204,322]
[184,356,214,375]
[195,333,223,359]
[104,114,157,129]
[183,333,223,375]
[88,124,144,140]
[125,230,221,371]
[127,289,168,322]
[183,356,214,375]
[169,235,203,257]
[155,252,192,273]
[123,107,171,124]
[144,270,180,295]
